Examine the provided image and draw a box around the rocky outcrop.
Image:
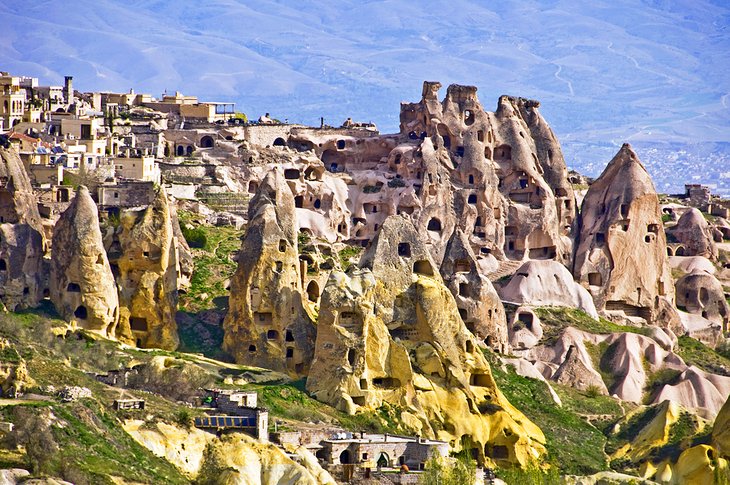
[50,186,119,338]
[499,260,598,318]
[107,187,181,349]
[399,83,574,265]
[675,270,729,336]
[573,144,677,327]
[551,344,608,394]
[0,146,47,311]
[124,420,336,484]
[307,216,546,467]
[441,228,507,351]
[223,169,315,376]
[668,208,718,260]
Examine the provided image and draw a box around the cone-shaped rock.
[441,228,507,352]
[573,144,677,327]
[110,187,181,349]
[50,186,119,337]
[307,216,546,467]
[223,168,315,376]
[0,146,47,310]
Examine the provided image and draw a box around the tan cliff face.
[399,83,574,266]
[0,146,47,311]
[106,187,181,349]
[223,168,316,376]
[306,216,546,467]
[573,144,678,328]
[50,186,119,338]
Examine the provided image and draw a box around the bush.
[387,178,406,188]
[11,407,58,474]
[181,225,207,249]
[421,453,476,485]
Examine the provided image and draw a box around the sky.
[1,0,729,191]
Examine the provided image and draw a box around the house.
[316,432,448,472]
[0,73,27,130]
[113,147,159,183]
[195,389,268,442]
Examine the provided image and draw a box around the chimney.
[64,76,73,103]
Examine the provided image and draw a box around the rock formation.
[107,187,181,349]
[0,146,47,310]
[573,144,677,327]
[675,270,729,343]
[499,260,598,318]
[50,186,119,337]
[398,82,574,265]
[306,216,546,467]
[223,169,315,376]
[441,228,507,351]
[668,208,718,260]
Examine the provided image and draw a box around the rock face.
[551,344,608,394]
[50,187,119,337]
[306,216,546,467]
[107,188,181,349]
[0,146,47,311]
[398,83,574,265]
[668,208,718,260]
[223,169,315,376]
[676,271,729,330]
[499,260,598,318]
[573,144,677,326]
[441,228,507,351]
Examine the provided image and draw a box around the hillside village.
[0,71,729,484]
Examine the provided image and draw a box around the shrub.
[181,225,207,249]
[387,178,406,188]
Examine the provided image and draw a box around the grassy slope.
[0,307,190,484]
[176,211,243,359]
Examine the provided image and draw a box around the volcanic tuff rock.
[223,169,315,376]
[106,187,181,349]
[306,216,546,467]
[50,186,119,338]
[398,82,574,265]
[668,208,718,260]
[0,146,47,311]
[499,260,598,318]
[573,144,677,327]
[675,270,729,343]
[441,228,507,352]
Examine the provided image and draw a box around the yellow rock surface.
[611,400,680,462]
[307,218,546,467]
[713,394,730,458]
[123,420,336,484]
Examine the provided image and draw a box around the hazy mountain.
[1,0,729,193]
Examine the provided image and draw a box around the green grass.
[676,336,730,377]
[483,349,610,475]
[245,379,405,434]
[533,307,650,346]
[338,245,363,271]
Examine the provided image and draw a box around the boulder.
[223,169,315,376]
[573,144,678,328]
[50,186,119,338]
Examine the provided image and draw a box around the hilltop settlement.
[0,72,728,484]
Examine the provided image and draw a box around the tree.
[420,453,476,485]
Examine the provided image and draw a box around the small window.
[337,140,346,150]
[67,282,81,292]
[267,330,279,340]
[398,243,411,257]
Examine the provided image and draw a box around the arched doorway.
[339,449,352,464]
[186,145,193,156]
[377,452,390,468]
[176,145,184,156]
[200,135,214,148]
[273,137,286,147]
